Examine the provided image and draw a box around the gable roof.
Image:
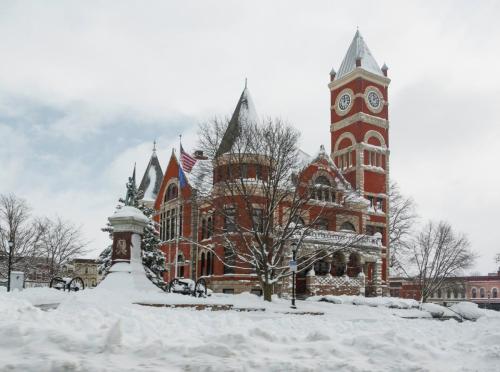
[138,150,164,202]
[216,85,258,157]
[336,30,383,80]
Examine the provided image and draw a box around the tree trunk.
[263,282,273,302]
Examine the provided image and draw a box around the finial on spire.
[245,77,247,89]
[153,139,157,153]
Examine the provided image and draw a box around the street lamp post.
[290,242,297,309]
[7,239,14,292]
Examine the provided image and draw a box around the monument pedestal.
[98,206,161,294]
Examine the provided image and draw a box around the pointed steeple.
[216,82,258,157]
[138,144,164,203]
[336,29,383,80]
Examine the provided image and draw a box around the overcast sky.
[1,1,499,273]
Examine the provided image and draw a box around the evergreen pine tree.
[98,170,166,287]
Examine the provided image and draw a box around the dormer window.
[311,175,336,203]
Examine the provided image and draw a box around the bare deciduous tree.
[388,181,418,274]
[402,221,476,302]
[38,217,89,277]
[197,117,361,301]
[0,194,45,279]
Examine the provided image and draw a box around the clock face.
[338,93,351,111]
[367,91,381,109]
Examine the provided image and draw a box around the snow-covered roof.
[336,30,383,80]
[139,151,163,202]
[216,85,258,156]
[184,158,213,196]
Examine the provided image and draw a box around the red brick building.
[148,31,391,297]
[390,270,500,309]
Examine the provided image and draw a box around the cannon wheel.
[194,278,207,297]
[50,277,66,290]
[168,278,180,293]
[68,277,85,292]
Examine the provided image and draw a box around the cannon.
[168,277,208,297]
[49,276,85,292]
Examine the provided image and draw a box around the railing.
[292,229,382,248]
[24,280,50,288]
[313,275,364,288]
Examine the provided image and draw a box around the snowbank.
[1,289,500,371]
[450,301,500,321]
[308,294,419,309]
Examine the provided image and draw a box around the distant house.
[61,258,102,288]
[390,269,500,310]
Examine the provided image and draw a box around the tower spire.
[335,29,383,80]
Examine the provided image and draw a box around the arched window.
[331,252,346,276]
[340,221,356,232]
[437,289,442,298]
[165,184,178,202]
[314,260,330,276]
[471,287,477,298]
[292,216,305,226]
[314,218,329,230]
[493,288,498,298]
[446,289,451,299]
[315,176,331,186]
[480,287,485,298]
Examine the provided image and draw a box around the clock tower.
[329,30,391,291]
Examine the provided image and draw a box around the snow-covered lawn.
[1,288,500,371]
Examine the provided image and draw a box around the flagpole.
[175,134,182,278]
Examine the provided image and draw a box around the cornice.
[330,112,389,131]
[328,68,391,90]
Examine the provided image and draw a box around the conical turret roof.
[216,84,258,157]
[336,30,383,80]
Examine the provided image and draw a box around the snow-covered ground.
[1,288,500,372]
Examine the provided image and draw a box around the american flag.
[180,144,197,172]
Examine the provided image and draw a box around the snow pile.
[1,289,500,371]
[308,295,419,309]
[450,302,499,321]
[111,206,149,223]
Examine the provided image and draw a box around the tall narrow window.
[179,206,183,237]
[201,219,207,240]
[256,164,262,179]
[224,208,236,232]
[200,253,206,276]
[224,247,235,274]
[252,208,264,233]
[241,164,248,178]
[177,254,185,278]
[207,217,213,238]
